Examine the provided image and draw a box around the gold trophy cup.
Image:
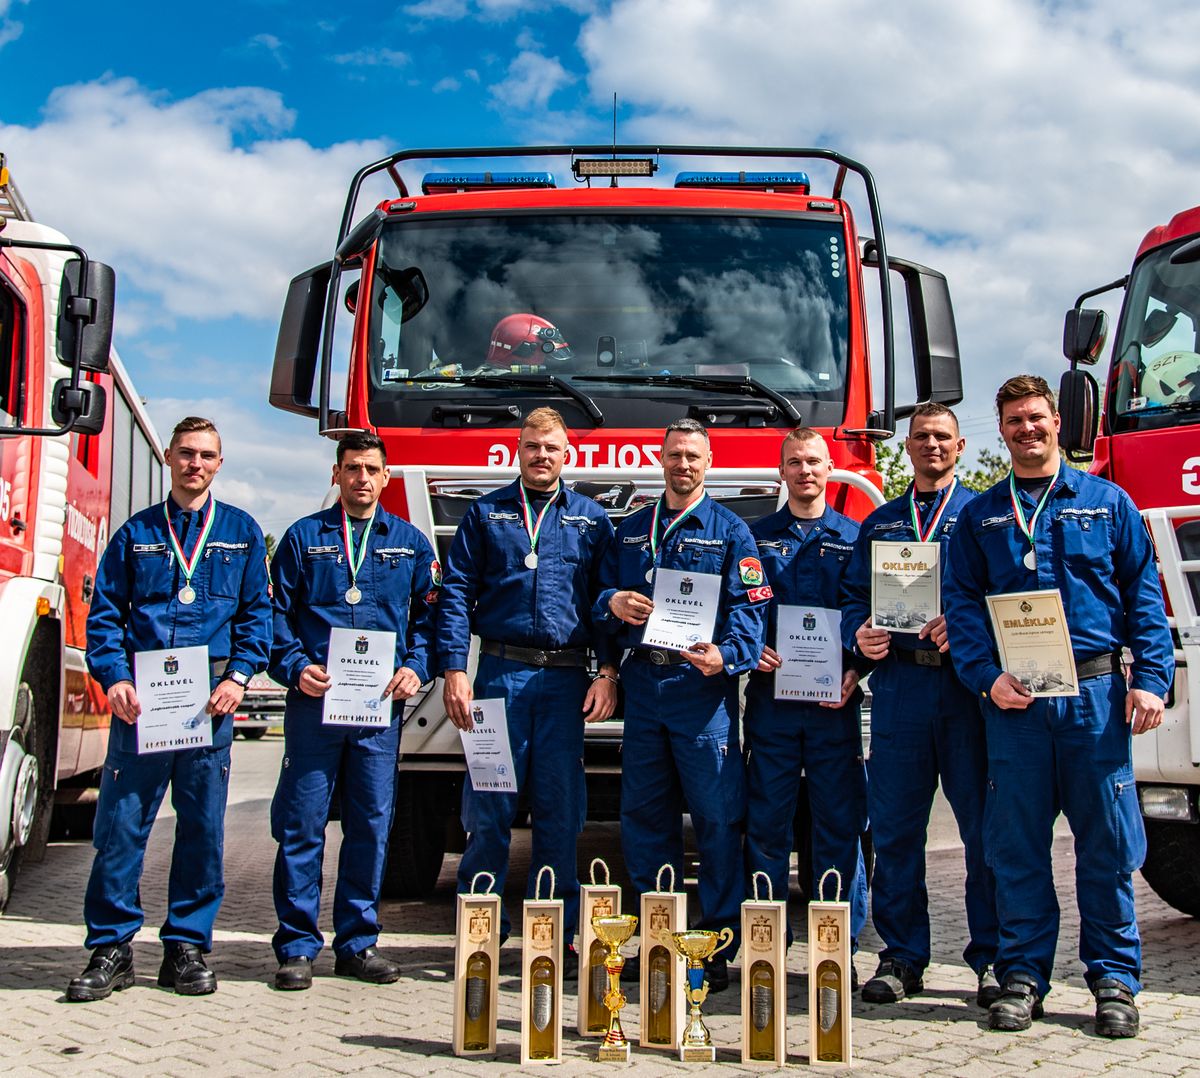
[591,913,639,1062]
[670,927,735,1062]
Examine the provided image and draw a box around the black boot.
[157,942,217,996]
[987,974,1043,1031]
[333,946,401,984]
[66,944,135,1002]
[861,957,923,1003]
[1093,977,1139,1038]
[275,956,314,991]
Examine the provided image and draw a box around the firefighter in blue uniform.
[269,431,439,991]
[68,417,271,1002]
[843,403,1000,1007]
[440,408,618,954]
[743,428,868,958]
[596,418,767,993]
[944,375,1173,1037]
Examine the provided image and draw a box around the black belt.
[631,647,688,667]
[480,640,589,668]
[893,647,948,669]
[1077,652,1122,680]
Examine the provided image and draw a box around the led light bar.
[420,171,556,194]
[674,171,811,193]
[572,157,657,179]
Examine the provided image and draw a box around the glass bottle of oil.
[646,944,673,1044]
[462,949,491,1051]
[587,938,609,1032]
[528,955,557,1060]
[816,959,844,1062]
[748,959,776,1060]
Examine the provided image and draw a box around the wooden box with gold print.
[638,864,688,1052]
[452,872,501,1057]
[741,872,787,1065]
[577,857,623,1037]
[807,869,852,1067]
[521,866,564,1066]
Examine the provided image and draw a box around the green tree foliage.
[874,438,1014,497]
[264,532,277,561]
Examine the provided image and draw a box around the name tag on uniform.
[134,645,211,754]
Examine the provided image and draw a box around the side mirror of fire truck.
[1062,308,1108,366]
[270,261,331,419]
[56,258,115,373]
[51,378,107,436]
[1058,367,1099,457]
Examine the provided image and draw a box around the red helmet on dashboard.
[486,313,573,367]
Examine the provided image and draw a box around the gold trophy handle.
[711,926,735,958]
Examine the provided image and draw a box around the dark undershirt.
[1014,474,1054,503]
[791,514,819,538]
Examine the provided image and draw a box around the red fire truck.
[0,155,164,908]
[269,145,965,895]
[1060,205,1200,915]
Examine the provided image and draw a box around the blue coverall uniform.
[439,480,616,938]
[595,494,767,942]
[83,496,272,950]
[842,481,999,978]
[944,466,1174,997]
[744,506,868,942]
[268,504,438,962]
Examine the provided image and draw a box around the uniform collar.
[500,478,568,508]
[165,493,213,520]
[319,501,388,533]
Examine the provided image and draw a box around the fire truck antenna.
[611,93,619,187]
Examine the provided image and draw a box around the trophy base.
[598,1042,632,1063]
[679,1044,717,1063]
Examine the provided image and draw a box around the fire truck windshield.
[1110,239,1200,429]
[365,212,851,429]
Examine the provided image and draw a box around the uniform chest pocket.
[678,543,724,572]
[484,520,533,571]
[1054,514,1110,566]
[206,549,247,600]
[377,551,416,590]
[131,549,173,600]
[303,550,345,606]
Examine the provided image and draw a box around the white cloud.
[402,0,469,17]
[0,78,388,323]
[0,0,26,49]
[402,0,594,20]
[248,32,288,70]
[577,0,1200,432]
[330,46,409,68]
[433,76,461,92]
[490,50,575,111]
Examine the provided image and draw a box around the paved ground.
[4,735,1200,1076]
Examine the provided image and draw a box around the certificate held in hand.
[134,645,212,754]
[871,541,940,634]
[641,569,721,651]
[323,627,397,727]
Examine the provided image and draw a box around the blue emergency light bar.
[420,171,556,194]
[674,171,811,194]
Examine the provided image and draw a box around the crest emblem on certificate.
[472,705,483,725]
[1020,599,1033,613]
[163,655,179,675]
[355,635,369,655]
[803,611,817,631]
[739,557,765,586]
[900,546,912,559]
[680,576,694,595]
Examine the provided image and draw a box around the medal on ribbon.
[646,491,706,582]
[908,477,957,542]
[1008,470,1057,571]
[164,497,216,605]
[520,483,559,570]
[341,506,377,604]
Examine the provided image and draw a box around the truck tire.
[381,775,448,899]
[0,683,51,909]
[239,728,268,741]
[1139,819,1200,918]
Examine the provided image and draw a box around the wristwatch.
[225,670,250,688]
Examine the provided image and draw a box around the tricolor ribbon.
[519,483,560,556]
[341,505,377,587]
[1008,469,1058,554]
[163,497,216,589]
[908,478,957,542]
[649,490,707,563]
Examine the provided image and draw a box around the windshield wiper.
[415,373,604,426]
[576,373,801,424]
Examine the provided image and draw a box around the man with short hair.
[69,418,271,1001]
[843,403,999,1006]
[440,407,618,951]
[743,428,867,955]
[597,417,767,992]
[945,375,1172,1037]
[269,431,439,991]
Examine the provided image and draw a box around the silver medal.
[346,585,362,605]
[1023,549,1037,571]
[178,585,196,605]
[524,551,538,569]
[645,568,654,583]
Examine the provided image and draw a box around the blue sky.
[3,0,1200,531]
